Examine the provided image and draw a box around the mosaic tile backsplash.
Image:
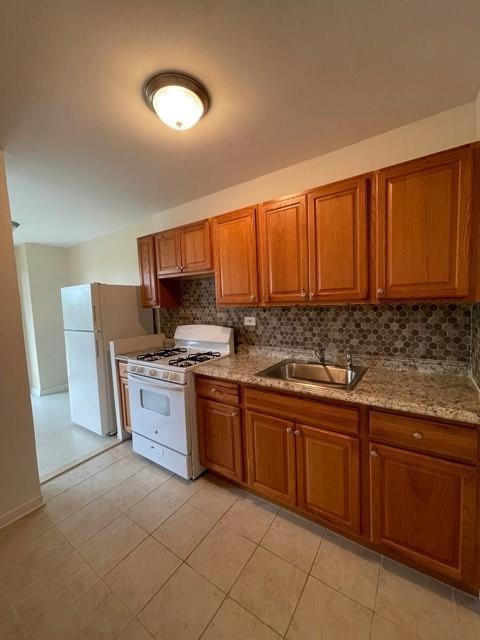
[472,304,480,385]
[158,277,475,368]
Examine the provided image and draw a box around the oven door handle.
[127,373,185,390]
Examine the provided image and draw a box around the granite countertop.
[194,350,480,426]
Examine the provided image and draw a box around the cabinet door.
[308,177,368,302]
[119,376,131,433]
[258,195,308,303]
[375,146,473,300]
[296,425,360,533]
[370,443,476,583]
[213,207,259,305]
[180,220,212,273]
[197,399,243,482]
[245,410,296,504]
[154,229,181,276]
[137,236,158,307]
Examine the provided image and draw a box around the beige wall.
[68,218,153,286]
[15,243,70,395]
[0,150,42,527]
[66,101,478,283]
[152,102,477,231]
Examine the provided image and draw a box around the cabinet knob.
[210,388,217,393]
[176,266,181,271]
[250,294,255,301]
[286,427,292,433]
[370,450,378,457]
[180,266,184,272]
[377,288,384,295]
[413,431,423,440]
[294,429,300,436]
[301,291,306,299]
[309,292,314,300]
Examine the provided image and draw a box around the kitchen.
[1,2,480,639]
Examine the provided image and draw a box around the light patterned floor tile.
[78,516,147,577]
[152,502,216,559]
[0,510,52,558]
[86,460,138,495]
[105,537,181,614]
[133,464,172,486]
[286,576,372,640]
[0,592,29,639]
[454,589,480,640]
[220,494,278,542]
[187,480,239,519]
[311,529,380,609]
[126,480,192,532]
[375,558,457,640]
[6,550,97,637]
[103,474,157,512]
[261,509,324,572]
[56,496,120,546]
[121,452,149,473]
[41,478,99,523]
[230,546,307,635]
[371,614,421,640]
[36,582,133,640]
[187,522,255,592]
[202,597,281,640]
[117,618,154,640]
[138,564,224,640]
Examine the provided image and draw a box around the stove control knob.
[130,366,137,373]
[149,369,157,377]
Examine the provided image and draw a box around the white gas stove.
[126,325,233,479]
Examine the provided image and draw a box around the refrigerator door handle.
[95,338,99,359]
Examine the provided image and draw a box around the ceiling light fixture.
[144,72,210,131]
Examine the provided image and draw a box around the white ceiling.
[1,0,480,247]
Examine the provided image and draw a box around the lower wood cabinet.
[119,376,131,433]
[197,398,243,482]
[245,410,296,505]
[296,424,360,533]
[370,443,477,583]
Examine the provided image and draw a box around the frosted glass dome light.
[145,72,210,131]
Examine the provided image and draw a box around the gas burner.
[168,357,195,368]
[136,347,188,361]
[136,353,157,362]
[168,351,222,368]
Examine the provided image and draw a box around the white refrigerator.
[61,283,153,436]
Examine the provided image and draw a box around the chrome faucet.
[346,352,353,371]
[314,347,326,364]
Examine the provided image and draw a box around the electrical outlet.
[244,316,256,327]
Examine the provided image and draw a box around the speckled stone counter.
[194,350,480,426]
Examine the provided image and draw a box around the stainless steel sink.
[255,359,367,391]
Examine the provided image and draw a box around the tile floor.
[1,440,479,639]
[32,392,117,480]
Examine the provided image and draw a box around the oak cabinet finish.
[117,362,131,433]
[196,377,240,406]
[197,398,243,482]
[245,410,296,505]
[180,219,212,273]
[137,235,158,307]
[308,177,369,301]
[258,195,309,303]
[370,443,476,583]
[296,424,360,532]
[154,229,182,276]
[375,146,473,300]
[212,207,259,305]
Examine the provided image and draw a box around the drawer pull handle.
[211,388,217,393]
[370,450,378,457]
[413,432,423,440]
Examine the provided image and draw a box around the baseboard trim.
[0,495,45,530]
[30,384,68,397]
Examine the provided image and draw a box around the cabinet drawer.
[245,386,359,435]
[118,361,128,379]
[369,410,478,463]
[196,376,240,405]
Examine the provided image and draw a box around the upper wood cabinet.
[153,219,212,277]
[370,443,477,584]
[308,177,369,302]
[137,235,158,307]
[154,229,181,276]
[212,207,258,305]
[258,195,308,303]
[375,146,473,300]
[296,424,361,533]
[180,220,213,273]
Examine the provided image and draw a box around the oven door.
[128,373,190,454]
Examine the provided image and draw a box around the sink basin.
[255,359,367,391]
